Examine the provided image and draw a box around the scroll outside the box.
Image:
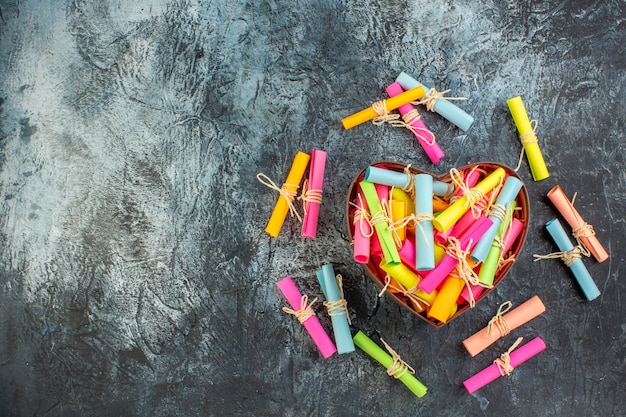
[471,177,523,263]
[507,96,549,181]
[352,191,371,264]
[396,72,474,132]
[265,151,311,237]
[463,337,546,394]
[319,264,354,354]
[341,86,426,129]
[301,149,327,238]
[547,185,608,262]
[432,167,506,232]
[462,296,546,357]
[364,166,452,197]
[277,276,336,358]
[415,174,435,270]
[359,181,401,266]
[545,218,600,301]
[386,82,444,164]
[428,276,465,323]
[353,331,428,398]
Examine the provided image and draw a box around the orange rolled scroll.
[462,296,545,357]
[547,185,608,263]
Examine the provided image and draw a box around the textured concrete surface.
[0,1,624,416]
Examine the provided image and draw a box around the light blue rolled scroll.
[396,72,474,132]
[545,218,600,301]
[471,177,523,263]
[414,174,435,270]
[364,166,451,197]
[317,264,354,354]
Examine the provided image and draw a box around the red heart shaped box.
[345,161,530,327]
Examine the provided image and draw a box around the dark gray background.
[0,1,624,416]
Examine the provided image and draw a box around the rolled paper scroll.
[463,337,546,394]
[378,273,437,313]
[391,188,415,215]
[371,184,390,257]
[428,275,465,323]
[396,72,474,132]
[379,258,421,290]
[262,151,311,237]
[432,168,506,233]
[359,181,401,266]
[317,264,355,354]
[537,218,600,301]
[301,149,327,238]
[507,96,549,181]
[399,238,446,273]
[364,166,452,197]
[477,201,516,287]
[471,177,523,263]
[414,174,435,270]
[352,192,371,264]
[547,185,608,262]
[462,296,546,357]
[277,276,336,358]
[386,82,444,163]
[420,215,494,294]
[342,86,426,129]
[353,331,428,397]
[390,200,407,243]
[435,167,483,244]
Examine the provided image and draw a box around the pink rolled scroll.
[547,185,608,262]
[463,337,546,394]
[419,215,493,294]
[386,82,444,163]
[459,217,524,303]
[277,276,337,358]
[302,150,327,238]
[352,191,372,263]
[434,168,483,244]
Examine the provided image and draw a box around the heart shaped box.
[346,161,530,327]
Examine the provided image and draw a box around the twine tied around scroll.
[323,274,352,325]
[514,119,539,172]
[298,179,323,217]
[256,173,302,222]
[533,245,587,267]
[389,211,434,249]
[450,168,485,219]
[486,301,513,338]
[446,237,482,307]
[402,165,416,195]
[350,194,374,238]
[372,100,401,125]
[569,192,596,255]
[412,87,468,112]
[378,274,430,311]
[494,337,524,376]
[282,295,317,324]
[380,338,416,379]
[379,108,438,147]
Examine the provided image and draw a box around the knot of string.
[323,274,351,325]
[378,275,430,311]
[402,165,416,195]
[350,194,373,238]
[384,109,438,147]
[494,337,524,376]
[298,179,323,216]
[514,120,539,172]
[389,212,433,249]
[256,173,302,221]
[487,203,507,223]
[450,168,485,219]
[412,87,468,112]
[282,295,317,324]
[446,237,481,307]
[372,100,400,125]
[486,301,513,338]
[533,245,586,267]
[381,338,415,379]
